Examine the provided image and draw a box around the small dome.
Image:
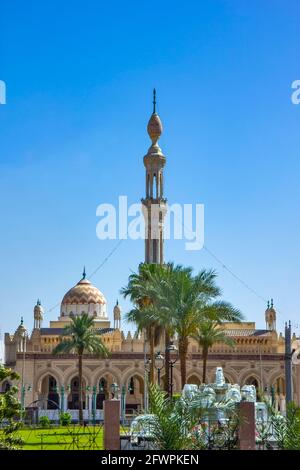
[14,317,27,338]
[61,278,106,307]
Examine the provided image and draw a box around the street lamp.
[144,358,152,382]
[166,341,179,399]
[154,351,165,387]
[110,382,120,400]
[21,384,32,419]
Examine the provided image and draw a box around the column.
[238,402,256,450]
[103,400,120,450]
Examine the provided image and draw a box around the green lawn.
[18,426,104,450]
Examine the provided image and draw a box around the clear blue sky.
[0,0,299,339]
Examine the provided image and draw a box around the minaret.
[34,299,44,329]
[113,300,121,329]
[142,90,167,264]
[265,298,276,331]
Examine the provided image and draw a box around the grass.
[17,426,104,450]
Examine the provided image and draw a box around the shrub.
[39,415,51,428]
[0,365,24,449]
[59,412,72,426]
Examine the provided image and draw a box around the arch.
[238,369,264,388]
[39,374,59,410]
[124,373,145,414]
[1,380,11,393]
[187,374,201,386]
[96,377,109,409]
[35,369,62,394]
[223,368,239,385]
[92,366,123,387]
[67,376,87,410]
[63,369,90,389]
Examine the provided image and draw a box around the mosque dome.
[60,269,107,318]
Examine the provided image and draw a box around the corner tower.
[142,90,167,264]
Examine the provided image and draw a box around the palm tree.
[193,320,236,383]
[153,269,243,389]
[154,268,220,389]
[121,263,165,385]
[52,313,109,424]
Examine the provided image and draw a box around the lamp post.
[154,352,165,387]
[21,384,32,418]
[19,318,28,417]
[166,342,179,400]
[110,382,119,400]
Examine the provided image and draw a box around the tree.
[153,268,218,388]
[121,263,165,385]
[152,269,242,388]
[193,320,236,383]
[53,313,109,425]
[0,365,23,450]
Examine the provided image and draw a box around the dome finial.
[21,316,23,325]
[153,88,156,114]
[82,266,86,279]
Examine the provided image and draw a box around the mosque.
[3,94,300,420]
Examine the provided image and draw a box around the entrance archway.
[125,375,144,414]
[41,375,59,410]
[96,378,108,409]
[68,376,86,410]
[187,375,201,386]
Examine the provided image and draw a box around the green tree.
[0,365,23,450]
[152,268,220,388]
[121,263,166,385]
[193,319,236,383]
[53,313,109,425]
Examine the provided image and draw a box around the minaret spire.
[82,266,86,279]
[153,88,156,114]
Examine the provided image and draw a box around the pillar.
[103,400,120,450]
[238,402,256,450]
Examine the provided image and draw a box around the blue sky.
[0,0,299,339]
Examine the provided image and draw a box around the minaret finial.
[82,266,86,279]
[267,300,270,309]
[21,316,23,325]
[116,299,119,306]
[153,88,156,114]
[271,298,274,308]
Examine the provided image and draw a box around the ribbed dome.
[61,278,106,306]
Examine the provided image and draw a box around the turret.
[34,299,44,329]
[265,298,276,331]
[113,300,121,329]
